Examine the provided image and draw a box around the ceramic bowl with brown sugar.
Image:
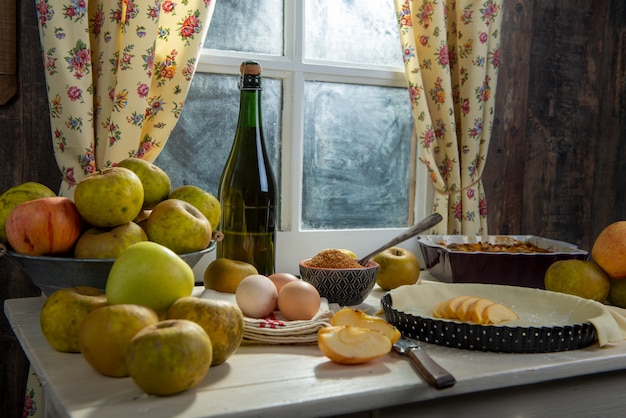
[299,258,379,307]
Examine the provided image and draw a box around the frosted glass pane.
[155,73,282,201]
[302,82,413,230]
[305,0,402,66]
[204,0,283,55]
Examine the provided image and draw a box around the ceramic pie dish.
[417,235,589,289]
[381,282,606,353]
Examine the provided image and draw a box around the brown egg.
[268,272,299,292]
[277,280,321,321]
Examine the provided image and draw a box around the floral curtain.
[394,0,502,234]
[35,0,215,197]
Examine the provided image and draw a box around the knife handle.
[407,346,456,389]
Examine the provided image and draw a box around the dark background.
[1,1,625,416]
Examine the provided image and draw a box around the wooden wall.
[1,1,624,416]
[487,0,626,249]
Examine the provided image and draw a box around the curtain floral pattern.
[394,0,502,234]
[24,2,215,416]
[35,0,215,196]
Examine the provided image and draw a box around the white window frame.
[192,0,432,277]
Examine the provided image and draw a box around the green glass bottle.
[217,61,277,275]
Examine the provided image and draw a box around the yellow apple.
[126,319,213,396]
[591,221,626,279]
[117,158,171,210]
[204,258,258,293]
[372,247,421,290]
[105,241,195,316]
[74,167,144,227]
[169,185,221,230]
[544,259,611,302]
[40,286,108,353]
[79,304,159,377]
[323,248,357,258]
[74,222,147,259]
[0,182,56,242]
[144,199,212,254]
[167,296,244,366]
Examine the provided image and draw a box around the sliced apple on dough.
[444,295,471,319]
[318,326,392,365]
[331,308,401,344]
[483,303,519,324]
[456,296,480,322]
[468,298,494,324]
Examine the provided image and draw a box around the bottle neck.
[237,87,262,130]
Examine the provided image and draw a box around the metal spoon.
[358,213,443,266]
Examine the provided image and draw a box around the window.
[155,0,431,274]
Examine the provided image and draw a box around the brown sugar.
[306,249,364,269]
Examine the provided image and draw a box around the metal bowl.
[0,241,216,296]
[299,259,379,306]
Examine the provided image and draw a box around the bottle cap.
[239,61,262,90]
[240,61,262,76]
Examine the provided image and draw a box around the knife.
[393,336,456,389]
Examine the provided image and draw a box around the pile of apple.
[544,221,626,308]
[41,283,245,396]
[0,157,221,258]
[0,159,250,396]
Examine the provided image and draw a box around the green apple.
[167,296,244,366]
[545,259,610,302]
[373,246,421,291]
[117,158,171,210]
[105,241,195,316]
[169,185,221,230]
[608,278,626,308]
[79,304,159,377]
[40,286,108,353]
[125,319,213,396]
[74,167,144,227]
[0,182,56,242]
[204,258,258,293]
[144,199,212,254]
[74,222,147,259]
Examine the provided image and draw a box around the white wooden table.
[5,277,626,418]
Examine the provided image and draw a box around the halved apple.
[318,326,392,365]
[331,308,401,344]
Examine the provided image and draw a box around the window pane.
[305,0,402,66]
[155,73,283,204]
[302,82,413,230]
[203,0,284,56]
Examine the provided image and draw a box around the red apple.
[5,196,83,256]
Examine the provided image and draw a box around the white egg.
[235,274,278,318]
